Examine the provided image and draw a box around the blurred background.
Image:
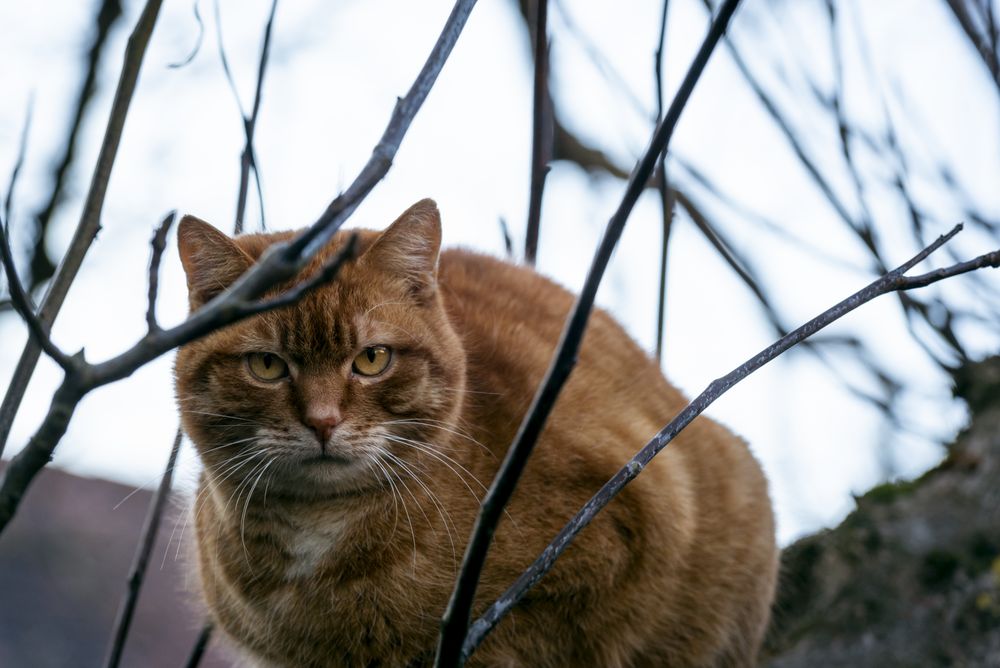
[1,0,998,665]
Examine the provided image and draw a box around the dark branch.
[240,234,358,317]
[184,623,213,668]
[944,0,1000,97]
[145,212,175,332]
[653,0,672,361]
[0,0,164,458]
[701,0,885,270]
[463,225,999,656]
[229,0,279,232]
[4,97,32,227]
[295,0,479,257]
[434,1,744,664]
[0,215,75,371]
[897,248,1000,289]
[524,0,550,266]
[498,217,514,259]
[102,428,183,668]
[28,0,125,294]
[168,0,204,69]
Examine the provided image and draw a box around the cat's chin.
[260,452,383,500]
[301,452,353,466]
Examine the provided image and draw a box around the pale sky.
[1,0,998,544]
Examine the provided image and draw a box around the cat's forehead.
[233,227,381,272]
[239,277,419,362]
[227,226,427,359]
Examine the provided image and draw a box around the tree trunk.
[763,356,1000,666]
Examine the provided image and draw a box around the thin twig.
[1,97,33,311]
[27,0,125,295]
[674,189,904,413]
[463,225,1000,656]
[701,0,884,269]
[498,217,514,258]
[184,623,213,668]
[240,234,358,316]
[945,0,1000,97]
[102,428,183,668]
[0,0,479,533]
[294,0,479,258]
[674,190,764,306]
[0,0,164,458]
[653,0,672,361]
[4,97,32,227]
[230,0,279,232]
[524,0,550,266]
[213,0,246,119]
[549,0,651,118]
[168,0,204,69]
[434,1,743,665]
[0,215,75,371]
[145,212,175,332]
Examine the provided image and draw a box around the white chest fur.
[283,519,345,580]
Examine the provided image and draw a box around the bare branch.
[701,0,885,270]
[945,0,1000,97]
[27,0,125,296]
[294,0,479,258]
[145,212,175,332]
[654,0,672,361]
[102,428,183,668]
[226,0,279,232]
[168,0,205,69]
[463,225,999,656]
[185,623,213,668]
[524,0,550,266]
[4,97,32,227]
[0,0,164,458]
[897,249,1000,289]
[498,217,514,259]
[0,216,75,371]
[434,1,744,664]
[240,234,358,317]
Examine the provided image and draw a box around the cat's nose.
[305,409,342,444]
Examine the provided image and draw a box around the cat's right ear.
[177,216,253,310]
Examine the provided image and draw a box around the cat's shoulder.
[438,247,570,298]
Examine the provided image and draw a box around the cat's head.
[174,199,466,498]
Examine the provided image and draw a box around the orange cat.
[175,199,778,667]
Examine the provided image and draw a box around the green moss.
[862,478,922,505]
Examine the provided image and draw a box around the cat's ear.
[177,215,254,309]
[362,198,442,300]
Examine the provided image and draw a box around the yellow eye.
[353,345,391,376]
[246,352,289,381]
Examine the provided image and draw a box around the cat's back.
[438,247,715,461]
[437,248,777,667]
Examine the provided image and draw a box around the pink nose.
[305,410,341,444]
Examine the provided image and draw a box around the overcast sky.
[1,0,998,544]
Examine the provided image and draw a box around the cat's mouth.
[301,452,353,466]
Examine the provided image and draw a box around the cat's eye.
[353,345,391,377]
[246,352,289,381]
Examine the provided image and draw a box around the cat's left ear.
[177,215,254,310]
[362,198,442,301]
